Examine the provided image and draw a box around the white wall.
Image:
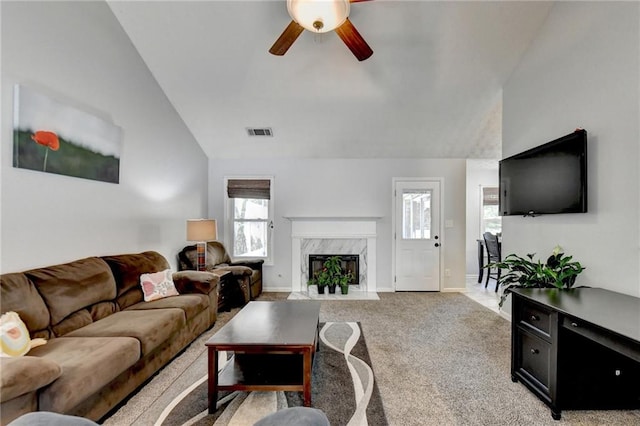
[1,2,209,272]
[503,2,640,296]
[209,158,467,292]
[465,159,499,275]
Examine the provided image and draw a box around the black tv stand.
[510,288,640,420]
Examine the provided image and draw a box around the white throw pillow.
[140,269,179,302]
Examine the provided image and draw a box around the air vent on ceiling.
[246,127,273,137]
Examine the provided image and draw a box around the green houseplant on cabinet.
[487,245,585,307]
[308,256,354,295]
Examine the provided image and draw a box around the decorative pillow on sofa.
[0,311,46,357]
[140,269,179,302]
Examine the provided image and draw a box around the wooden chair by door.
[483,232,501,292]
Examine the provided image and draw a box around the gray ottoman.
[253,407,330,426]
[7,412,98,426]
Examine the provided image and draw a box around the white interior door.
[394,180,441,291]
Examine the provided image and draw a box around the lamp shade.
[287,0,350,33]
[186,219,217,242]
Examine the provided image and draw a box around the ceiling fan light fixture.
[287,0,350,33]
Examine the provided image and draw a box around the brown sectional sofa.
[0,251,219,425]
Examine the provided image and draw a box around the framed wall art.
[13,85,122,184]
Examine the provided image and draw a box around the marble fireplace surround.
[287,217,379,293]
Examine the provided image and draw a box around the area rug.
[153,322,386,426]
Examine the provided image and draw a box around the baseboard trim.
[442,287,466,293]
[499,309,512,322]
[262,287,294,293]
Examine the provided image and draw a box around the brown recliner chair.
[178,241,263,310]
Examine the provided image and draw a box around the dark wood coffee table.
[205,301,321,413]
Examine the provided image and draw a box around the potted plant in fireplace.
[308,267,330,294]
[337,269,354,295]
[308,256,354,295]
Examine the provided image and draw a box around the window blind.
[482,187,499,206]
[227,179,271,200]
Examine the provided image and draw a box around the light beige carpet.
[105,292,640,426]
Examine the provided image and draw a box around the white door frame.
[391,177,445,292]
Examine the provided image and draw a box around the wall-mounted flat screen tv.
[499,129,587,216]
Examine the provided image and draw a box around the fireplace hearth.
[309,254,359,285]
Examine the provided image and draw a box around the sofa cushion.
[0,356,62,402]
[206,241,232,265]
[49,301,119,337]
[28,336,140,414]
[0,273,51,339]
[140,269,179,301]
[125,294,209,322]
[51,310,92,337]
[102,252,170,310]
[64,309,185,355]
[26,257,116,327]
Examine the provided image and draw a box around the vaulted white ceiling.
[108,1,552,159]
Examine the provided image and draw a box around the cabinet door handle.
[571,322,579,328]
[530,315,539,321]
[530,348,539,355]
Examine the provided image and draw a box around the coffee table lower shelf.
[208,350,315,413]
[220,353,306,388]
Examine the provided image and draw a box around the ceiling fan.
[269,0,373,61]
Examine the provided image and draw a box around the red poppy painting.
[30,130,59,171]
[13,85,122,183]
[31,131,60,151]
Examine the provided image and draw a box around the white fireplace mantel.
[288,217,378,293]
[284,216,383,221]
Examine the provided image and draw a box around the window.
[402,190,431,239]
[225,177,274,264]
[481,186,501,235]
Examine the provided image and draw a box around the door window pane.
[402,190,431,239]
[481,187,502,235]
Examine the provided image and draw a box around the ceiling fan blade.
[269,20,304,56]
[334,18,373,61]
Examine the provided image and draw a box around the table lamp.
[186,219,217,271]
